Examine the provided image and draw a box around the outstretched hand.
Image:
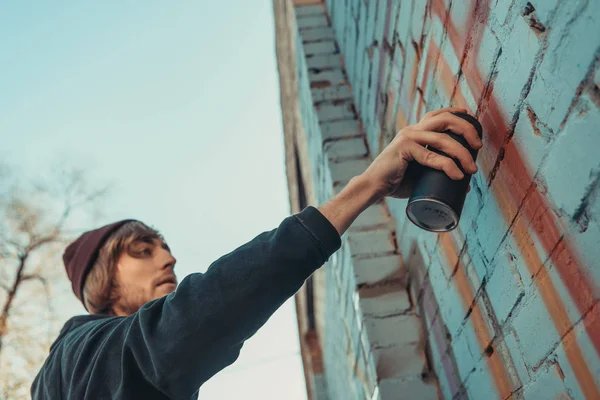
[363,107,482,199]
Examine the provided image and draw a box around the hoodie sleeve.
[62,206,341,400]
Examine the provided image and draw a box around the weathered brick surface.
[280,0,600,398]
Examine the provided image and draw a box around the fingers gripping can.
[406,112,483,232]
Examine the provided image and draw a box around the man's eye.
[141,248,152,256]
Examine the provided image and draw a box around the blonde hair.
[82,221,165,315]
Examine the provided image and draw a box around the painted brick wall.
[317,0,600,399]
[287,2,438,399]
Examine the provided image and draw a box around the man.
[31,108,481,399]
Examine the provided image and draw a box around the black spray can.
[406,112,483,232]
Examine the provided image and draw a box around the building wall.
[322,0,600,399]
[276,0,600,399]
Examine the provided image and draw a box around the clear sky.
[0,1,308,399]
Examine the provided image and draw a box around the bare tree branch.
[0,162,110,394]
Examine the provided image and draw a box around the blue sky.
[0,1,307,398]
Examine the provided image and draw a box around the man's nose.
[160,251,176,270]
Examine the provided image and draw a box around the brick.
[297,14,329,30]
[309,69,346,86]
[378,377,438,399]
[433,273,466,337]
[511,103,553,175]
[485,247,526,325]
[353,254,403,286]
[490,0,515,30]
[456,72,478,113]
[525,0,560,27]
[304,40,337,56]
[299,27,335,42]
[464,242,489,285]
[324,136,368,160]
[351,203,390,230]
[317,101,354,121]
[539,241,597,324]
[311,84,352,102]
[329,158,370,184]
[410,0,428,40]
[457,171,486,234]
[520,357,570,399]
[542,94,600,218]
[475,195,510,262]
[527,0,600,131]
[554,302,600,400]
[359,287,411,318]
[306,53,342,69]
[294,4,324,18]
[448,0,472,43]
[348,228,396,257]
[384,197,409,234]
[450,323,478,381]
[395,0,413,47]
[561,216,600,289]
[437,21,461,79]
[373,343,427,379]
[511,290,562,368]
[363,313,421,348]
[384,0,402,45]
[492,15,542,122]
[464,356,497,400]
[364,0,377,47]
[502,328,532,386]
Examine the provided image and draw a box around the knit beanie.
[63,220,135,306]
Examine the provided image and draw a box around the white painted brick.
[299,27,335,42]
[309,69,346,86]
[554,302,600,400]
[511,290,561,368]
[363,313,422,348]
[304,40,337,56]
[353,254,403,286]
[520,357,571,399]
[502,328,532,387]
[297,14,329,30]
[324,137,368,159]
[320,119,361,141]
[311,84,352,102]
[527,0,600,131]
[450,324,478,381]
[542,94,600,218]
[465,357,500,400]
[317,101,354,121]
[351,203,389,229]
[378,377,438,400]
[348,228,396,256]
[492,15,542,121]
[294,4,324,18]
[359,288,411,318]
[485,248,526,325]
[373,343,427,379]
[512,103,553,174]
[306,53,342,69]
[329,158,370,184]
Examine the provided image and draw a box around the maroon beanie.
[63,219,135,307]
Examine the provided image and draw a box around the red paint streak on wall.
[439,233,515,397]
[415,37,437,120]
[420,276,462,395]
[374,0,394,121]
[426,0,600,396]
[408,42,422,108]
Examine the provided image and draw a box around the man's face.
[113,238,177,316]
